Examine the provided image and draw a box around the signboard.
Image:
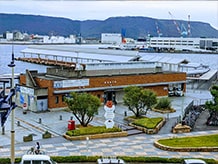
[20,86,34,95]
[54,79,89,88]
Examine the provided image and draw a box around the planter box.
[129,118,166,134]
[23,134,33,142]
[42,132,52,139]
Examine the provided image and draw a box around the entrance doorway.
[104,90,117,105]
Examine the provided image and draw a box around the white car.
[175,88,183,96]
[182,159,207,164]
[97,157,125,164]
[20,154,57,164]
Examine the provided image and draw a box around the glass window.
[32,160,41,164]
[55,96,59,104]
[23,161,31,164]
[62,95,65,102]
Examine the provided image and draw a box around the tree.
[205,85,218,125]
[64,92,101,127]
[123,86,157,117]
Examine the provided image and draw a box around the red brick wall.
[19,74,26,85]
[20,72,186,109]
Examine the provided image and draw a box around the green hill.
[0,13,218,39]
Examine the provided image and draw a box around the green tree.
[64,92,101,127]
[123,86,157,117]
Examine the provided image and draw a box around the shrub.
[23,134,33,142]
[42,131,52,139]
[66,126,121,136]
[155,97,172,110]
[0,156,216,164]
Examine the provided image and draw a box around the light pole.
[8,45,16,164]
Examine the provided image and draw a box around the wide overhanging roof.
[140,54,188,64]
[21,45,139,63]
[21,45,191,66]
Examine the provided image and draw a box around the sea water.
[0,44,218,76]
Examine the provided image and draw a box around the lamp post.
[8,45,16,164]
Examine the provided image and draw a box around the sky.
[0,1,218,30]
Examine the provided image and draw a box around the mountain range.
[0,13,218,39]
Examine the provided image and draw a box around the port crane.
[168,11,181,35]
[155,21,162,37]
[168,12,191,37]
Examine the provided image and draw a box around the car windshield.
[50,159,57,164]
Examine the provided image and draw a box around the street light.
[8,45,16,164]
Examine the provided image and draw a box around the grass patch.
[158,134,218,147]
[66,126,122,136]
[132,117,163,129]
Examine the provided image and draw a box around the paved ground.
[0,89,218,160]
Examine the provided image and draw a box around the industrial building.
[100,33,218,52]
[101,33,123,45]
[16,45,187,112]
[147,37,218,52]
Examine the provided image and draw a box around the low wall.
[154,139,218,152]
[63,131,128,140]
[129,118,166,134]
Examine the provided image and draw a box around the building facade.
[17,61,186,112]
[147,37,218,52]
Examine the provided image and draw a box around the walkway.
[0,89,217,160]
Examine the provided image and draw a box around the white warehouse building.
[101,33,122,45]
[148,37,218,52]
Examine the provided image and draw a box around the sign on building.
[54,79,89,88]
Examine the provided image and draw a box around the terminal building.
[16,45,187,112]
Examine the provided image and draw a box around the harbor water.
[0,44,218,76]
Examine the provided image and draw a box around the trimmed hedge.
[66,126,121,136]
[2,156,216,164]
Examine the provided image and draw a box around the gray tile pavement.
[0,89,217,160]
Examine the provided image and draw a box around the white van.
[20,154,57,164]
[182,159,206,164]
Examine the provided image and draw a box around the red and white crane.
[187,15,191,37]
[168,11,181,35]
[155,21,162,37]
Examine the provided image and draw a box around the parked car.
[168,88,175,97]
[182,159,206,164]
[97,157,125,164]
[20,154,57,164]
[175,88,183,97]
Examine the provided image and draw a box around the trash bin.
[68,120,75,130]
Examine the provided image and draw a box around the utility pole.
[8,45,16,164]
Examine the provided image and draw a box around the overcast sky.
[0,1,218,30]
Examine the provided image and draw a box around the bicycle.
[26,147,45,155]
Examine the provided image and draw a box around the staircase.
[121,125,144,136]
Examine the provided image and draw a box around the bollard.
[2,126,5,135]
[124,111,127,117]
[39,118,42,124]
[17,121,20,126]
[59,115,62,120]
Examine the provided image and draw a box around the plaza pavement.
[0,89,217,160]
